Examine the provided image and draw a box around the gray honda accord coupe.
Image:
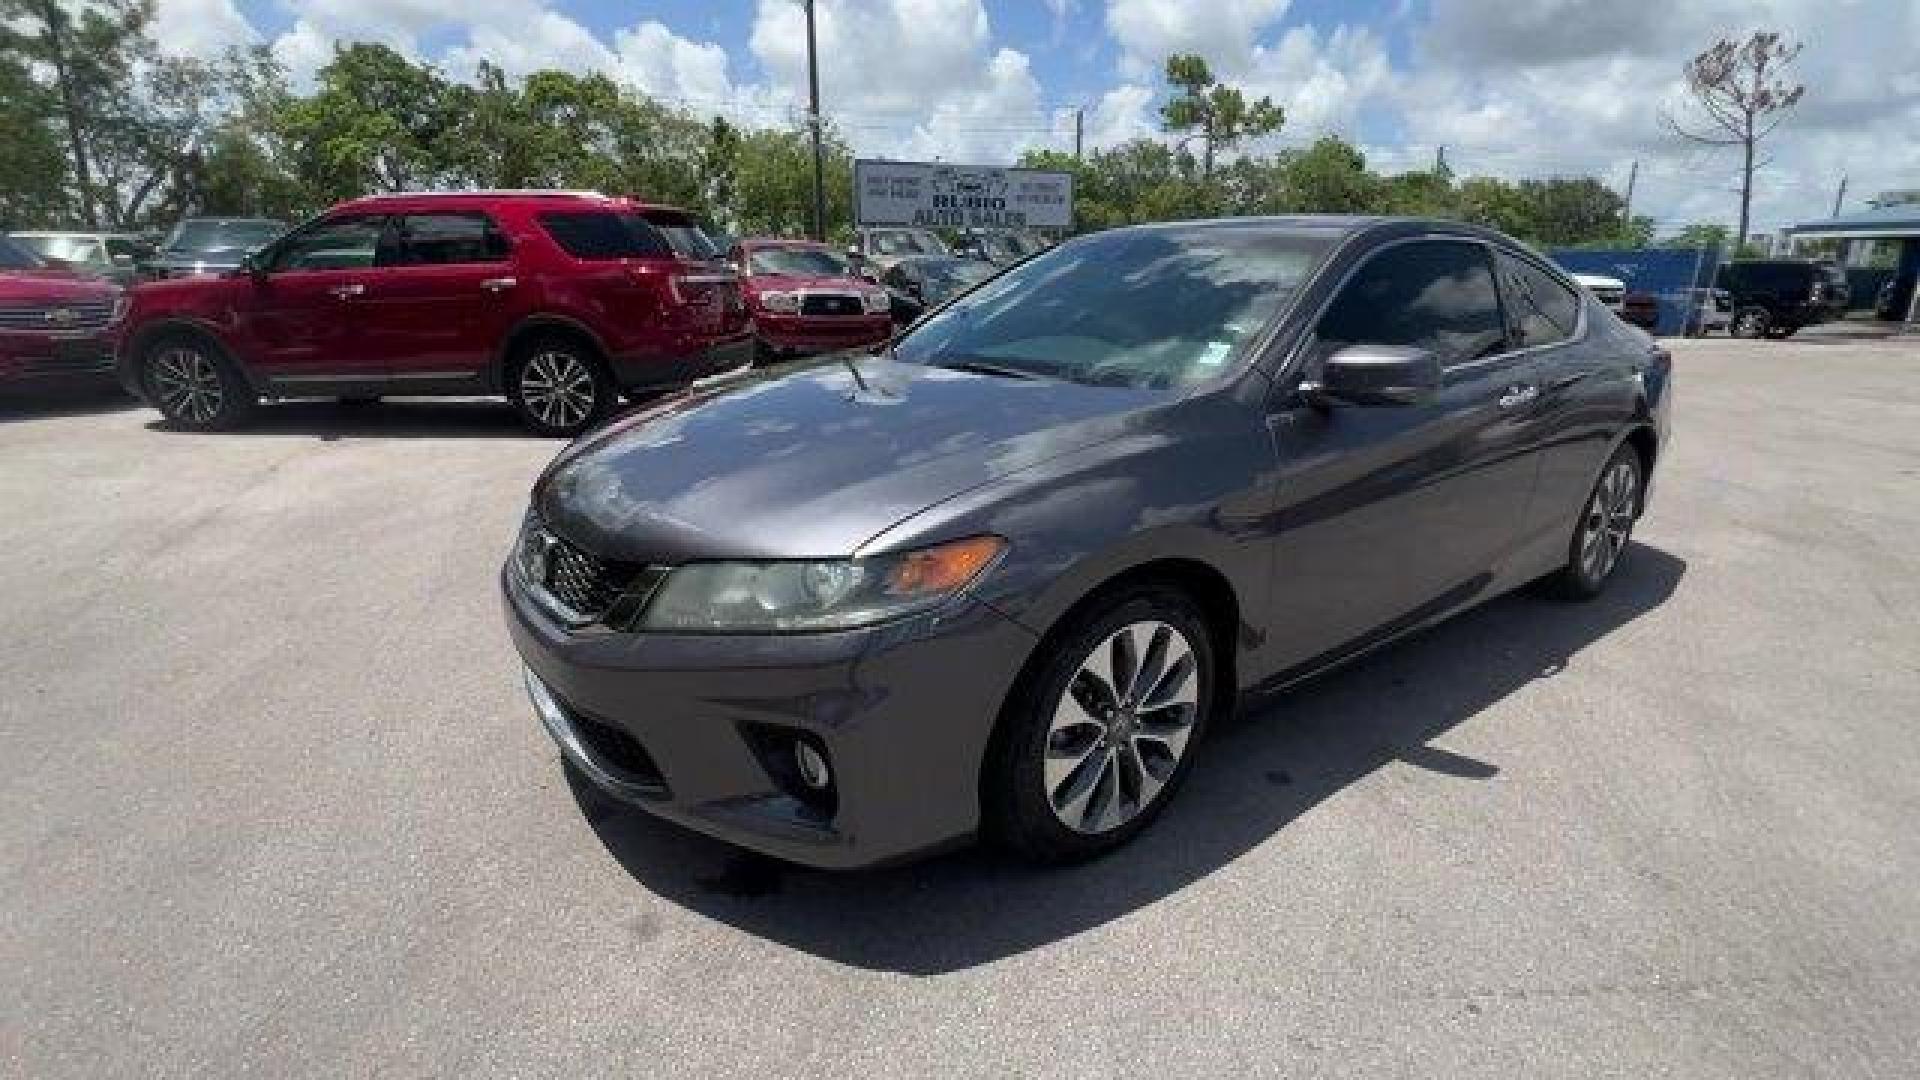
[504,216,1672,868]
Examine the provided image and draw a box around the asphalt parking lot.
[4,332,1918,1078]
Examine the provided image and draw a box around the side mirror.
[1309,345,1441,407]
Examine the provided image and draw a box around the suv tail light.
[667,270,738,307]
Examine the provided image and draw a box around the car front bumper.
[752,313,892,355]
[503,564,1038,868]
[0,332,118,388]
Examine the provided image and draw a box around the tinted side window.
[381,213,508,266]
[539,212,670,260]
[1316,241,1507,366]
[268,215,384,272]
[1497,252,1581,347]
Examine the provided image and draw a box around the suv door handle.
[328,283,364,299]
[1498,384,1539,410]
[480,277,517,293]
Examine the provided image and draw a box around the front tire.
[506,335,614,437]
[986,587,1215,863]
[143,334,255,430]
[1546,445,1642,601]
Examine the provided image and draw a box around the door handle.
[328,283,364,299]
[1498,384,1539,410]
[480,277,517,293]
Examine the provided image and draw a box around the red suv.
[116,191,751,435]
[731,238,892,361]
[1,234,125,392]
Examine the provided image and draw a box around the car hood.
[0,269,120,304]
[535,357,1165,562]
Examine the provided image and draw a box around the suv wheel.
[144,334,255,430]
[507,336,614,437]
[1731,305,1772,339]
[986,586,1214,863]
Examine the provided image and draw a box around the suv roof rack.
[364,189,611,200]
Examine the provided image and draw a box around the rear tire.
[1545,444,1643,602]
[1730,305,1772,339]
[142,333,255,431]
[506,334,615,437]
[985,586,1215,864]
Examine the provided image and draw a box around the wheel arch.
[121,318,261,396]
[491,315,612,391]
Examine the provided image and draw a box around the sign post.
[854,160,1074,232]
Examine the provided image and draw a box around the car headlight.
[759,290,800,314]
[638,535,1006,633]
[860,288,890,314]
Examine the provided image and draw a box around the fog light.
[795,740,831,790]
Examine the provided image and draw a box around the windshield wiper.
[929,359,1046,381]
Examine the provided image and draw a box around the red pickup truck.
[0,233,125,392]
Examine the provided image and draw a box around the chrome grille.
[0,302,114,332]
[517,520,661,630]
[799,292,863,317]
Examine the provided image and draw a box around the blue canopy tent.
[1783,203,1920,328]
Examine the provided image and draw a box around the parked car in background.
[1875,271,1917,321]
[1621,291,1660,331]
[851,226,949,277]
[117,191,750,435]
[1716,259,1850,338]
[9,231,147,285]
[1571,273,1627,317]
[0,233,125,392]
[954,229,1045,265]
[139,217,288,280]
[731,238,891,361]
[1685,287,1733,336]
[879,255,997,327]
[506,215,1671,868]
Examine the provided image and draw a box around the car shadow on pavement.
[573,544,1687,975]
[0,385,137,423]
[143,398,538,440]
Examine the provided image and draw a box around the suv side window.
[539,212,671,260]
[268,215,384,272]
[1496,251,1581,348]
[379,213,509,267]
[1315,240,1507,367]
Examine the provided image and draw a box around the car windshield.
[0,235,48,269]
[895,225,1334,389]
[15,235,104,265]
[919,259,995,299]
[165,220,285,253]
[748,246,850,277]
[871,230,944,257]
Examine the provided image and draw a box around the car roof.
[332,191,688,215]
[737,237,831,249]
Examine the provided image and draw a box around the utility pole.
[804,0,826,242]
[1622,159,1639,225]
[1831,174,1848,217]
[1073,108,1084,161]
[1433,145,1448,175]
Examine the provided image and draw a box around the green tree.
[1274,136,1379,213]
[730,125,853,237]
[1159,54,1283,181]
[1662,222,1731,251]
[277,43,461,201]
[0,40,70,227]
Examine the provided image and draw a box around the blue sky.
[161,0,1917,234]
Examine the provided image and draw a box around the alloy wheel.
[1044,620,1200,834]
[150,346,225,424]
[520,350,598,429]
[1734,308,1769,338]
[1578,456,1638,583]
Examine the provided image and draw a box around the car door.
[238,213,385,386]
[355,211,520,383]
[1260,238,1546,672]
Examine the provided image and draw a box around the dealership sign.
[854,160,1073,230]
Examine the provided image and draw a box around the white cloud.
[150,0,257,59]
[1103,0,1290,78]
[1085,82,1156,149]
